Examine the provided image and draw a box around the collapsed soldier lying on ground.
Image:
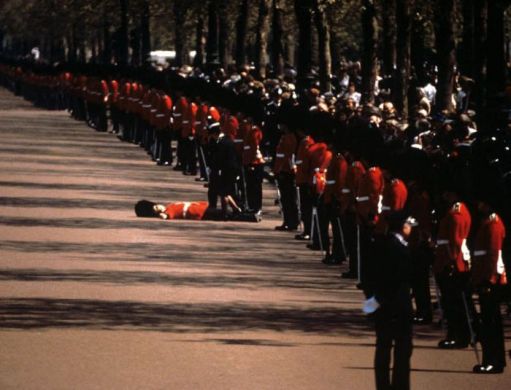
[134,199,260,222]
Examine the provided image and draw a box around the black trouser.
[436,272,471,344]
[298,184,313,236]
[343,211,359,275]
[374,303,413,390]
[182,137,198,173]
[156,128,172,164]
[197,142,209,180]
[111,106,121,133]
[245,164,264,212]
[411,244,433,320]
[321,202,348,261]
[479,287,506,368]
[175,133,184,167]
[312,197,329,250]
[277,172,299,229]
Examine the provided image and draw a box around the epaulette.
[489,213,498,222]
[452,202,462,212]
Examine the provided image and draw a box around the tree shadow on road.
[0,298,372,336]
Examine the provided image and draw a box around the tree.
[174,0,189,66]
[235,0,249,68]
[434,0,456,112]
[361,0,378,103]
[271,0,286,76]
[381,0,396,76]
[255,0,272,79]
[313,0,332,92]
[119,0,130,65]
[140,0,151,65]
[395,0,412,118]
[294,0,314,88]
[206,0,219,65]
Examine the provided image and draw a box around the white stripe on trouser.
[357,224,361,284]
[312,206,324,255]
[337,217,348,260]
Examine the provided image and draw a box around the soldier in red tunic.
[471,200,507,374]
[273,124,299,231]
[321,149,349,264]
[434,191,472,349]
[294,129,315,241]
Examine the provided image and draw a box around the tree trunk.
[486,0,506,99]
[411,11,426,83]
[103,4,112,64]
[272,0,285,76]
[255,0,272,79]
[474,0,487,114]
[395,0,412,118]
[219,3,231,69]
[381,0,396,76]
[361,0,379,104]
[119,0,129,66]
[312,0,332,91]
[174,0,188,66]
[141,0,151,65]
[434,0,456,112]
[206,0,220,65]
[235,0,249,68]
[460,0,475,78]
[294,0,313,88]
[194,17,206,67]
[130,28,141,66]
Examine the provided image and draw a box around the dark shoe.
[295,234,310,241]
[275,225,298,231]
[173,165,183,171]
[341,271,357,279]
[195,177,207,182]
[306,244,321,251]
[438,339,468,349]
[473,364,504,374]
[413,316,433,325]
[322,256,341,265]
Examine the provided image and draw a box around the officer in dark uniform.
[364,211,415,390]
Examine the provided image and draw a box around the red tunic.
[295,136,315,186]
[471,214,507,286]
[242,126,264,166]
[274,132,297,175]
[434,202,472,274]
[323,153,348,206]
[164,201,210,220]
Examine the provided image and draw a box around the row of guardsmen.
[1,64,508,374]
[272,124,508,373]
[60,74,267,215]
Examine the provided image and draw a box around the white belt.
[142,104,151,108]
[276,153,285,158]
[341,189,351,194]
[234,139,244,143]
[156,114,164,118]
[356,196,369,202]
[497,250,505,274]
[326,180,336,185]
[174,113,182,117]
[437,239,449,245]
[381,205,391,211]
[295,160,303,165]
[182,120,190,124]
[474,250,487,257]
[182,202,191,218]
[461,239,471,262]
[188,136,195,141]
[150,109,157,112]
[195,121,202,125]
[244,145,251,150]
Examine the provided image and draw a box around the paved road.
[0,87,509,389]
